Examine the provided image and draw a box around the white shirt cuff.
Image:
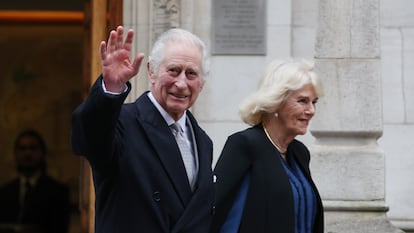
[101,80,128,95]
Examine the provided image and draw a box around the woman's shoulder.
[290,138,307,148]
[289,139,310,153]
[289,139,311,164]
[223,125,267,153]
[228,124,263,138]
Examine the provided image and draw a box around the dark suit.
[211,125,324,233]
[0,174,70,233]
[71,77,214,233]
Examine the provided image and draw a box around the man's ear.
[147,62,155,84]
[199,79,205,91]
[147,62,152,75]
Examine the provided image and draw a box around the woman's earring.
[274,112,279,118]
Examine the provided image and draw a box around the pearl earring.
[274,112,279,118]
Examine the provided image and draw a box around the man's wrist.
[102,80,128,95]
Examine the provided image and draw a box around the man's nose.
[175,71,188,88]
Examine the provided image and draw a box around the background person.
[0,129,70,233]
[71,26,214,233]
[211,59,324,233]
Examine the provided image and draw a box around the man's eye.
[186,71,198,79]
[168,68,180,76]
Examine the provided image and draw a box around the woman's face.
[277,84,319,137]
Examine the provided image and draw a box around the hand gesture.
[99,26,145,93]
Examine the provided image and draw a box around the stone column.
[123,0,152,102]
[312,0,404,232]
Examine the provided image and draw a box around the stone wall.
[378,0,414,231]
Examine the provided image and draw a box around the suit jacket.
[0,174,71,233]
[71,77,215,233]
[211,125,324,233]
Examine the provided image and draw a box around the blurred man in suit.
[0,129,70,233]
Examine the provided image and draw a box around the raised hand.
[99,26,145,93]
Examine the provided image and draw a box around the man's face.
[15,135,44,175]
[149,41,204,121]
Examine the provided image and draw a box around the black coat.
[211,125,324,233]
[0,174,70,233]
[71,77,215,233]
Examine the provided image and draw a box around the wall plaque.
[212,0,266,55]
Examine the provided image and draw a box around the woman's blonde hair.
[239,59,323,126]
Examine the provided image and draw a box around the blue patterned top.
[280,155,317,233]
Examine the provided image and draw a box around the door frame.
[81,0,123,232]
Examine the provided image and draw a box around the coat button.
[153,191,161,202]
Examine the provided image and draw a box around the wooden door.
[81,0,122,232]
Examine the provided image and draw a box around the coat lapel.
[171,114,213,233]
[134,93,213,232]
[135,93,193,205]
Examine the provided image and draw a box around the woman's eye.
[298,99,308,104]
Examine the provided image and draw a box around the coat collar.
[134,92,212,206]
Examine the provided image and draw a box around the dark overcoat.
[71,77,215,233]
[211,125,324,233]
[0,174,70,233]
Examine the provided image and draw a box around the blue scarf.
[280,155,317,233]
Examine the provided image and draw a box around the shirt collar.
[147,92,187,130]
[19,171,41,187]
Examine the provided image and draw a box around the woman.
[211,59,324,233]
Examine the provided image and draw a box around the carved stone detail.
[152,0,180,41]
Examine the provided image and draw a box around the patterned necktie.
[171,123,196,190]
[19,180,33,222]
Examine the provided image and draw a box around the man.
[71,26,214,233]
[0,129,71,233]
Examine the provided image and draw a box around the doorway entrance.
[0,1,122,233]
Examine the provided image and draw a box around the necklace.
[263,124,287,155]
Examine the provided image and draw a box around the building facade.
[122,0,414,232]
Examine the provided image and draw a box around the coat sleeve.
[211,133,252,233]
[70,76,131,167]
[216,174,250,233]
[48,182,71,233]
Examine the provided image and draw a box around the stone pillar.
[312,0,404,232]
[123,0,152,102]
